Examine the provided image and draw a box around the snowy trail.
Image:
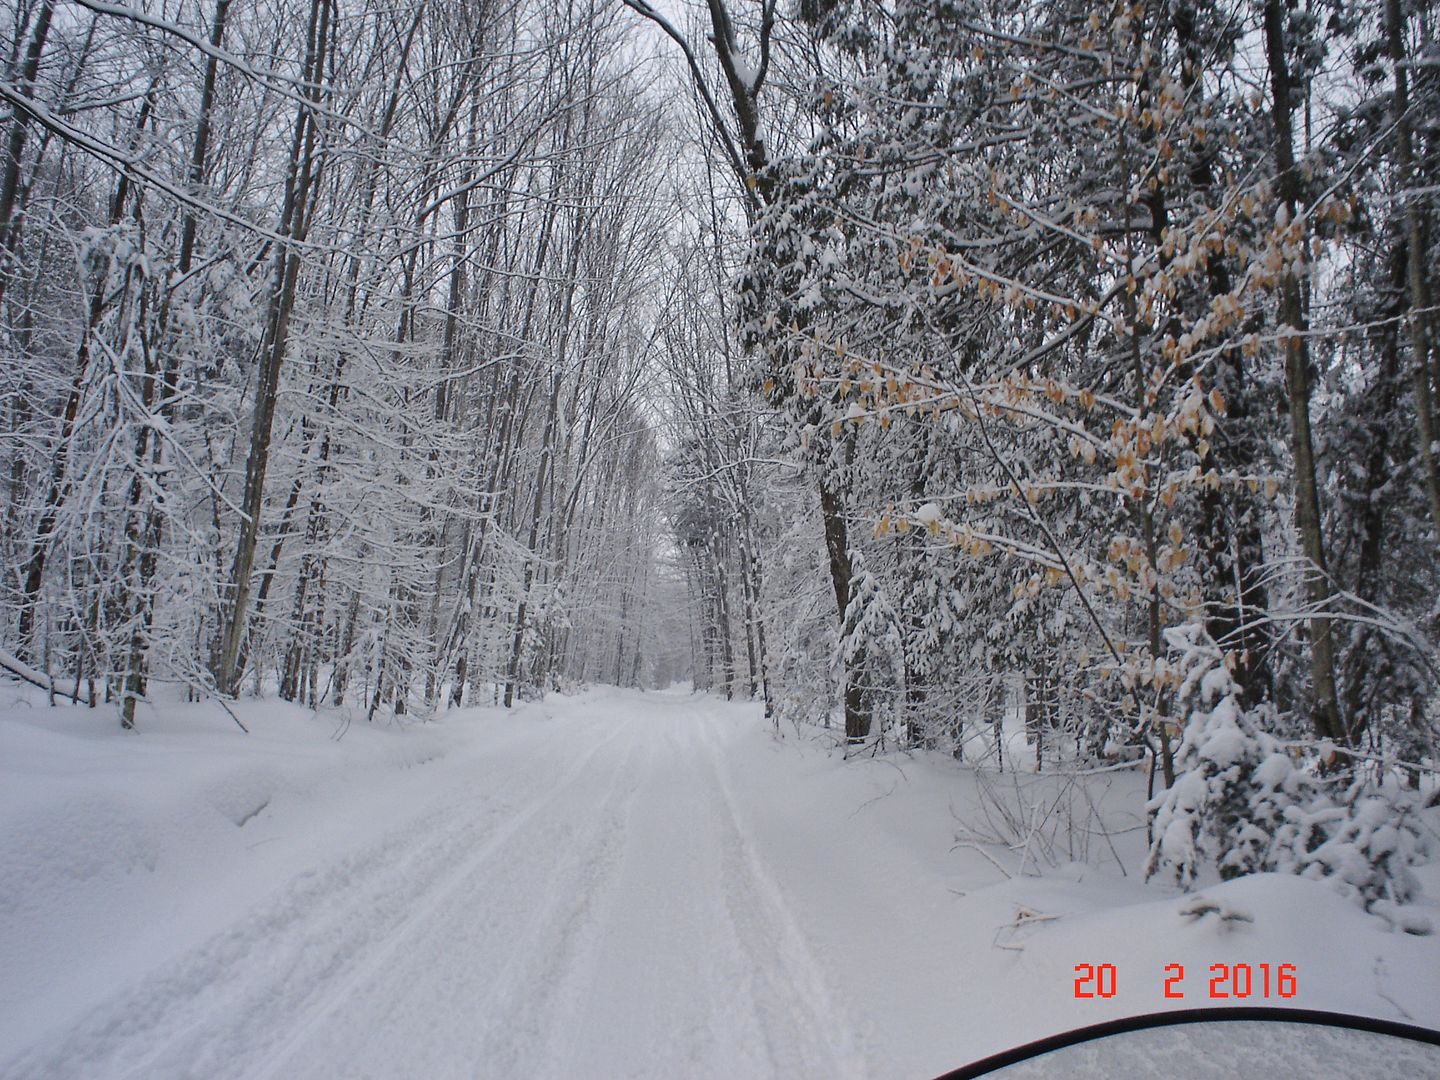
[5,688,1438,1080]
[2,692,860,1080]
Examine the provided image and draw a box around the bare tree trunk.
[710,530,735,699]
[118,0,231,729]
[737,506,761,701]
[1386,0,1440,542]
[215,0,331,695]
[504,181,586,707]
[0,0,53,296]
[504,363,564,707]
[819,476,868,741]
[1263,0,1346,747]
[1342,267,1405,730]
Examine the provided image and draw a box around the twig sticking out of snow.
[1178,895,1254,925]
[992,904,1062,951]
[953,840,1014,880]
[216,698,250,734]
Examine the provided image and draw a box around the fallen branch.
[0,647,92,705]
[216,698,250,734]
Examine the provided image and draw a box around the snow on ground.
[1,684,1437,1079]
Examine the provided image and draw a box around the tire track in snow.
[692,706,870,1079]
[250,721,654,1080]
[462,717,659,1076]
[0,715,634,1080]
[540,702,870,1079]
[247,710,658,1079]
[529,708,742,1078]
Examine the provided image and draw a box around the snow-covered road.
[3,687,1437,1079]
[3,692,865,1079]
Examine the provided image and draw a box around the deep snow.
[1,685,1437,1078]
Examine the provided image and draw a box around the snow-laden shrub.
[1145,625,1430,915]
[1271,775,1430,910]
[1144,625,1311,888]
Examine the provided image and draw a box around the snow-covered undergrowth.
[2,685,1437,1079]
[0,685,469,1056]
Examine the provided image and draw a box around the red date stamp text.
[1073,963,1297,1000]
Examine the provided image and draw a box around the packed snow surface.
[1,686,1437,1079]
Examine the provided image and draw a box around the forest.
[2,0,1438,911]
